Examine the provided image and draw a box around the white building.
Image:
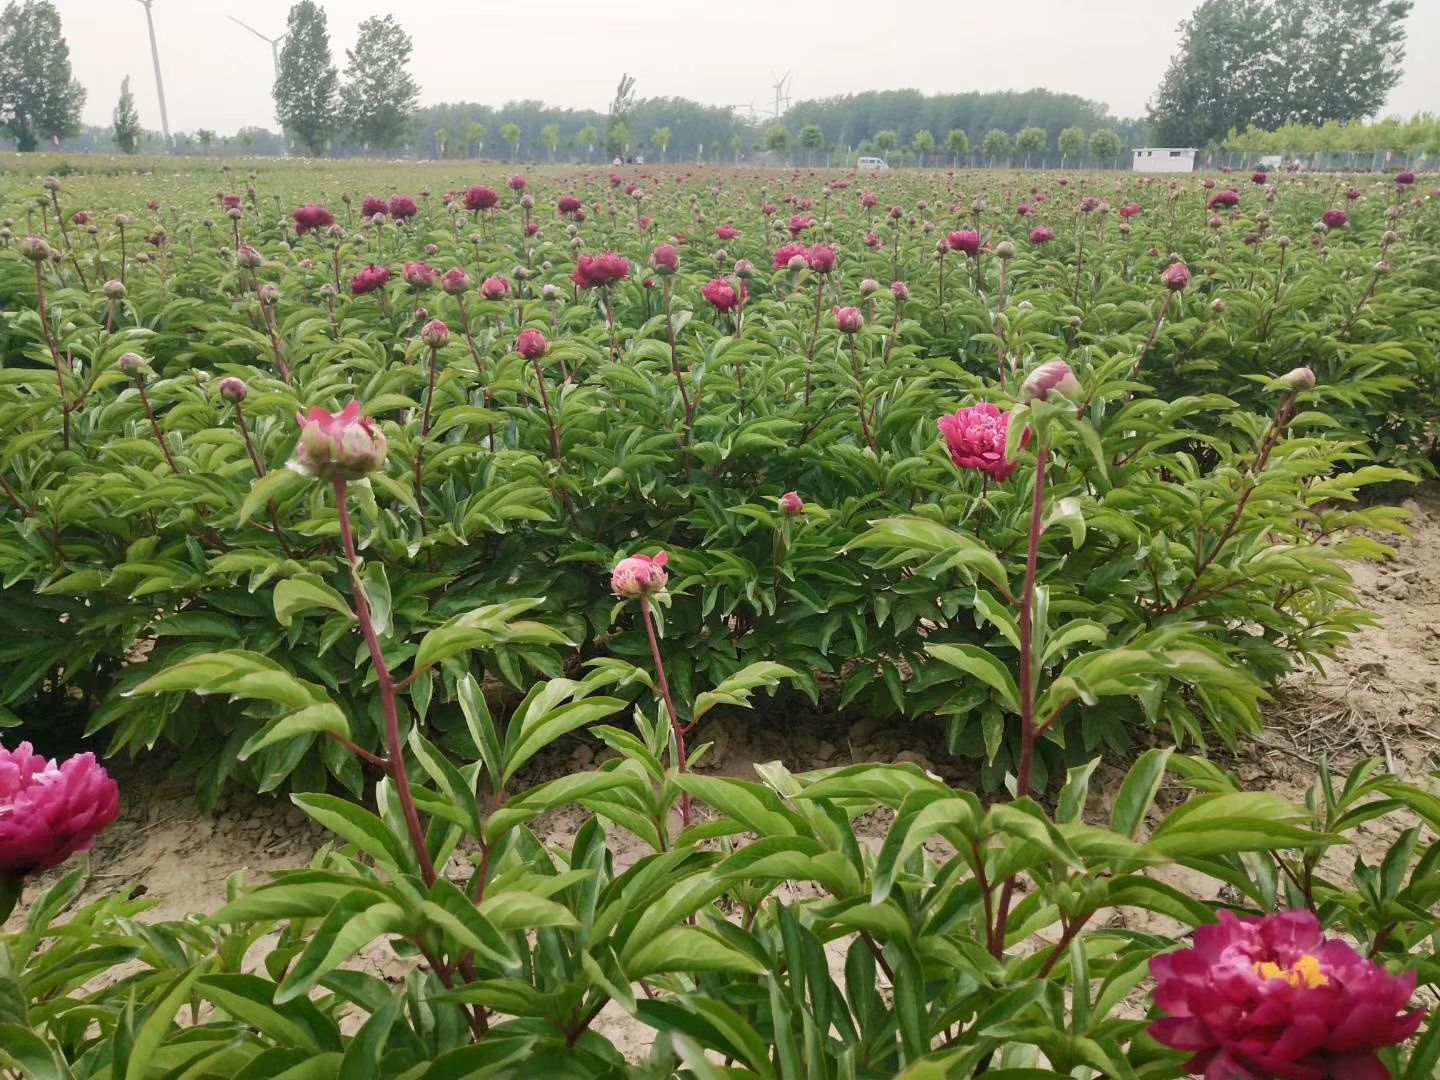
[1131,147,1198,173]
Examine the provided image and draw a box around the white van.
[857,157,889,171]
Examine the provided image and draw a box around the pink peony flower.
[778,491,804,517]
[1020,360,1080,403]
[0,743,119,878]
[938,403,1027,483]
[832,305,863,333]
[1321,209,1348,230]
[1149,909,1422,1080]
[571,252,629,288]
[772,242,808,270]
[611,551,669,598]
[1029,226,1055,245]
[1118,203,1142,219]
[805,244,837,274]
[515,329,548,359]
[388,195,418,220]
[1251,171,1268,184]
[220,194,242,210]
[350,264,391,295]
[859,192,878,209]
[508,174,526,192]
[557,195,582,216]
[463,186,499,212]
[650,243,679,275]
[403,261,438,288]
[292,401,388,481]
[70,210,90,225]
[1016,203,1035,216]
[1162,261,1190,291]
[1207,189,1240,209]
[715,224,740,241]
[420,319,449,348]
[1344,188,1362,201]
[361,196,388,218]
[701,278,739,311]
[441,267,472,295]
[293,204,335,236]
[947,230,981,257]
[787,214,814,237]
[1394,170,1415,186]
[479,277,510,300]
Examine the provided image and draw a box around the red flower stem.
[135,377,180,474]
[414,342,441,527]
[118,224,128,287]
[848,336,876,452]
[334,477,437,887]
[0,471,65,560]
[640,595,690,829]
[992,437,1047,956]
[802,281,825,405]
[661,278,694,442]
[34,262,72,450]
[1127,291,1173,382]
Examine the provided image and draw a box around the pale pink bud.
[610,551,669,598]
[1020,360,1081,403]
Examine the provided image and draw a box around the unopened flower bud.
[1020,359,1081,403]
[421,319,450,348]
[1277,367,1316,391]
[292,401,388,481]
[258,282,280,305]
[118,352,145,375]
[859,277,880,297]
[218,376,247,402]
[1161,261,1190,291]
[994,240,1016,260]
[1210,298,1227,314]
[540,283,560,301]
[733,258,755,279]
[103,279,126,299]
[18,235,51,262]
[891,281,909,300]
[611,551,669,598]
[778,491,804,517]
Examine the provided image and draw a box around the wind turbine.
[133,0,171,147]
[770,71,792,120]
[227,15,288,82]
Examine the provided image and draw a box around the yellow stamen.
[1253,954,1328,988]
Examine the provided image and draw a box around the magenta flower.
[1321,209,1348,230]
[403,261,438,288]
[508,174,527,192]
[611,551,669,598]
[650,243,680,275]
[463,186,499,212]
[772,242,808,270]
[778,491,804,517]
[1394,170,1415,186]
[388,195,418,220]
[1150,910,1422,1080]
[479,277,510,301]
[557,195,582,216]
[572,252,629,288]
[1207,189,1240,210]
[787,214,814,237]
[947,230,981,257]
[1118,203,1141,219]
[361,196,388,218]
[938,403,1027,483]
[806,244,838,274]
[515,329,549,359]
[1028,226,1055,245]
[350,264,391,295]
[715,224,740,241]
[832,305,863,334]
[0,743,119,879]
[1162,262,1191,291]
[292,401,388,481]
[859,192,878,209]
[293,204,335,236]
[1016,203,1035,216]
[1251,171,1268,184]
[702,278,739,312]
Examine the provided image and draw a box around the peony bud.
[650,243,679,275]
[540,283,560,301]
[421,319,450,348]
[610,551,669,598]
[515,329,549,359]
[994,240,1016,261]
[257,282,280,305]
[832,306,864,334]
[890,280,909,300]
[479,277,510,301]
[218,376,248,402]
[440,267,472,295]
[102,279,126,299]
[733,258,755,279]
[859,277,880,297]
[291,401,388,481]
[1276,367,1316,391]
[18,235,51,262]
[118,352,145,375]
[236,244,263,268]
[1161,261,1190,291]
[778,491,804,517]
[1020,360,1081,403]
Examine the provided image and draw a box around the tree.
[1148,0,1411,147]
[651,125,670,160]
[606,72,636,158]
[541,122,560,161]
[946,128,970,166]
[465,121,485,158]
[982,128,1012,165]
[112,76,140,154]
[340,14,418,152]
[874,130,898,156]
[798,122,824,163]
[0,1,85,152]
[912,128,935,166]
[730,131,742,164]
[434,126,447,158]
[765,124,789,155]
[196,128,216,153]
[274,1,339,155]
[501,121,520,160]
[1058,125,1086,166]
[1088,128,1122,166]
[578,124,597,161]
[1015,126,1047,166]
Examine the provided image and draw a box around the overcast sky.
[51,0,1440,135]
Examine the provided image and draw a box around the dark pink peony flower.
[1321,209,1348,230]
[1016,203,1035,216]
[806,244,838,274]
[350,264,391,295]
[1162,261,1190,291]
[463,186,499,212]
[557,195,582,216]
[70,210,90,225]
[361,196,388,218]
[441,267,472,295]
[1119,203,1142,219]
[508,174,526,192]
[388,195,418,219]
[650,243,679,275]
[1251,171,1268,184]
[859,192,878,209]
[778,491,804,517]
[0,742,119,878]
[403,261,438,288]
[947,230,981,257]
[1394,170,1415,186]
[1149,909,1422,1080]
[787,214,815,237]
[938,403,1027,483]
[479,277,510,301]
[702,278,739,311]
[772,242,809,270]
[715,224,740,241]
[761,202,778,216]
[611,551,668,598]
[1207,189,1240,209]
[1344,188,1362,201]
[221,194,242,210]
[1029,226,1055,245]
[293,204,335,235]
[864,231,882,249]
[292,401,388,481]
[515,329,548,359]
[571,252,629,288]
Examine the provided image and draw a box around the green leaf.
[1110,748,1172,839]
[238,468,307,526]
[692,662,798,724]
[291,793,413,871]
[239,703,349,761]
[274,577,355,627]
[925,643,1020,713]
[627,927,767,978]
